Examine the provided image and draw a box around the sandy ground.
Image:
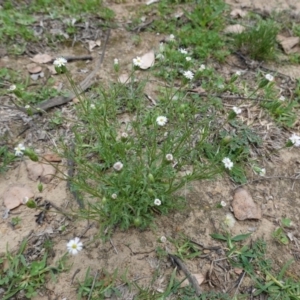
[1,0,300,299]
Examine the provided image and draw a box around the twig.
[79,223,94,238]
[88,270,99,300]
[189,240,221,251]
[50,55,93,63]
[71,268,81,285]
[35,29,111,112]
[188,91,277,103]
[110,238,118,254]
[168,254,201,296]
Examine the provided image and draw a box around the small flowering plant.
[228,106,242,119]
[133,56,142,67]
[13,143,39,161]
[53,57,67,74]
[14,144,26,156]
[67,237,83,255]
[113,58,119,72]
[156,116,168,126]
[287,133,300,147]
[222,157,233,170]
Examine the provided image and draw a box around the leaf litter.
[1,0,300,299]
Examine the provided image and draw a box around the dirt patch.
[1,0,300,299]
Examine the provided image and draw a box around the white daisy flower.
[183,70,194,80]
[232,106,242,114]
[111,193,117,199]
[160,236,167,243]
[169,34,175,41]
[133,56,142,67]
[222,157,233,170]
[165,153,173,161]
[289,133,300,147]
[235,71,242,76]
[224,213,236,228]
[113,161,123,171]
[90,104,96,109]
[259,168,266,176]
[186,56,192,61]
[25,105,30,109]
[53,57,67,67]
[156,116,167,126]
[22,197,29,204]
[67,237,83,255]
[220,201,227,207]
[279,95,285,101]
[199,64,206,71]
[265,74,274,82]
[8,84,16,91]
[14,143,25,156]
[179,48,188,55]
[121,132,128,139]
[154,198,161,206]
[114,58,119,65]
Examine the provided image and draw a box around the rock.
[3,185,34,210]
[232,188,262,220]
[25,160,57,184]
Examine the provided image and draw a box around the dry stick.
[110,238,118,254]
[168,254,202,296]
[47,200,72,220]
[188,91,276,103]
[49,55,93,63]
[88,270,99,300]
[79,223,94,238]
[36,29,111,111]
[71,268,81,285]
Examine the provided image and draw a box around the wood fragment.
[35,29,111,112]
[168,254,202,296]
[49,55,93,63]
[88,270,99,300]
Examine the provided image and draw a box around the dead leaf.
[31,53,53,64]
[140,51,155,69]
[118,73,132,84]
[224,24,245,34]
[3,185,34,210]
[47,65,57,75]
[88,40,101,52]
[277,35,300,54]
[189,86,206,94]
[181,273,205,287]
[230,9,247,18]
[40,163,57,184]
[52,81,63,91]
[234,268,244,275]
[27,63,42,74]
[43,153,62,162]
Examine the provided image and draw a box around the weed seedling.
[235,19,279,61]
[0,240,67,299]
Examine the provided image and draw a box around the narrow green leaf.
[231,233,252,242]
[210,233,227,241]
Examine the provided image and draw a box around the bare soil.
[1,0,300,299]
